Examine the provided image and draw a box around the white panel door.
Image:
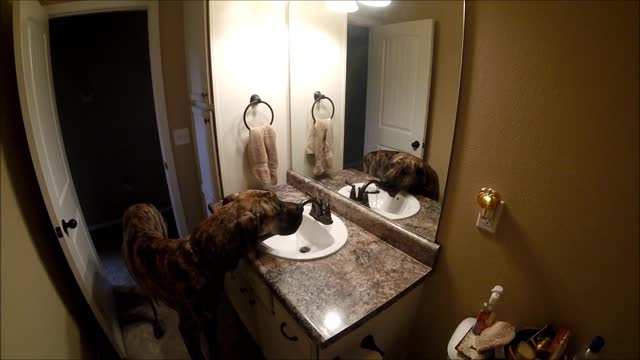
[184,0,210,103]
[191,106,217,214]
[13,1,125,357]
[364,19,434,157]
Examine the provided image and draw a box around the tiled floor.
[95,224,263,359]
[115,287,264,360]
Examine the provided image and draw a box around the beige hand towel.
[474,321,515,353]
[305,118,334,177]
[248,125,278,186]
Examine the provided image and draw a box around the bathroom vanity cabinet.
[225,260,424,360]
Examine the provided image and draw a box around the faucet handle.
[345,181,358,200]
[322,198,331,212]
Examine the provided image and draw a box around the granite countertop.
[249,184,431,347]
[313,169,442,241]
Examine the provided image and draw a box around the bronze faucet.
[345,180,380,208]
[298,192,333,225]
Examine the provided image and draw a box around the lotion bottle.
[471,285,504,335]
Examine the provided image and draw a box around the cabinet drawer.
[238,260,273,314]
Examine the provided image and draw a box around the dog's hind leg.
[179,313,205,360]
[149,299,166,339]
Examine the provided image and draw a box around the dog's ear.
[208,199,226,215]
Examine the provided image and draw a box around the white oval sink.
[338,182,420,220]
[259,204,348,260]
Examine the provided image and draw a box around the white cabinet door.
[225,271,259,341]
[183,0,210,103]
[319,283,424,360]
[13,1,125,357]
[364,19,434,157]
[257,297,313,360]
[191,106,218,215]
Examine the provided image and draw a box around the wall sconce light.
[358,1,391,7]
[326,1,359,13]
[476,187,504,234]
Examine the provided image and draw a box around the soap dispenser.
[471,285,504,335]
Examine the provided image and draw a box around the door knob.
[411,140,420,150]
[62,218,77,236]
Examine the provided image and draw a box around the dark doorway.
[50,11,177,287]
[343,24,370,170]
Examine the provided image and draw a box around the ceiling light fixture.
[358,0,391,7]
[326,1,359,13]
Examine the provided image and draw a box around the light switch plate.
[173,128,191,146]
[476,201,504,234]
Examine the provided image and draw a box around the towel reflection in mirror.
[306,118,334,177]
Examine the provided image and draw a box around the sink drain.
[299,246,311,253]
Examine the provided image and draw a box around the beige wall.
[411,1,639,358]
[209,1,291,195]
[355,1,464,198]
[1,2,116,358]
[290,1,347,179]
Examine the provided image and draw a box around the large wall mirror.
[289,0,464,242]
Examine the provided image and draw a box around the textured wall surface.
[411,1,639,358]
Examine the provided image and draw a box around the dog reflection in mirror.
[363,150,439,201]
[122,190,303,360]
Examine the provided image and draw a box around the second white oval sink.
[338,182,420,220]
[259,204,348,261]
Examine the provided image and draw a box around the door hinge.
[164,162,168,170]
[54,226,63,238]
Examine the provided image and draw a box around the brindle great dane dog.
[122,190,303,360]
[363,150,440,201]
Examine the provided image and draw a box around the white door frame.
[45,0,189,236]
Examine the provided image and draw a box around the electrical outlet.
[173,128,191,146]
[476,201,504,234]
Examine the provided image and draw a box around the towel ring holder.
[243,94,274,130]
[311,91,335,124]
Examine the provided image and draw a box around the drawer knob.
[279,322,298,342]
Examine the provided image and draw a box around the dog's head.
[378,153,439,200]
[212,190,303,242]
[123,203,168,241]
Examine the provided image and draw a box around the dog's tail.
[123,204,168,242]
